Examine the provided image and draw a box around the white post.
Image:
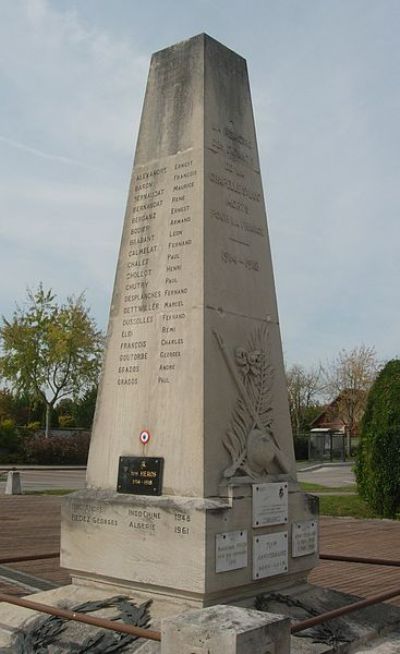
[5,470,22,495]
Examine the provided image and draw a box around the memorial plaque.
[253,531,288,580]
[252,483,288,528]
[216,530,247,573]
[292,520,318,558]
[117,456,164,495]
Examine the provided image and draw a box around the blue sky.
[0,0,399,367]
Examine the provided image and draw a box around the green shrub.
[355,359,400,518]
[24,432,90,465]
[58,414,76,428]
[0,418,17,449]
[26,421,41,432]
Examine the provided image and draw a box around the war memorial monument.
[61,32,318,610]
[0,34,329,652]
[3,31,400,654]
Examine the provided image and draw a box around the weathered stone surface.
[62,485,318,608]
[61,33,317,612]
[161,604,290,654]
[84,33,295,498]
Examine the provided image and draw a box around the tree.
[322,345,379,451]
[0,285,103,437]
[286,364,322,434]
[72,385,98,428]
[355,360,400,517]
[0,388,15,422]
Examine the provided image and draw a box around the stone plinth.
[62,484,318,610]
[161,605,291,653]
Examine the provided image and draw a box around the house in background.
[308,389,365,459]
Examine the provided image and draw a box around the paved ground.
[1,495,400,605]
[0,496,70,597]
[0,463,356,492]
[0,469,85,492]
[310,517,400,606]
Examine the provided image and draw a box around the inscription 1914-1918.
[117,456,164,495]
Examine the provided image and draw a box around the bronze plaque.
[117,456,164,495]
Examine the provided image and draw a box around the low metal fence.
[1,551,400,642]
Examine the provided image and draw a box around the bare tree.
[322,345,380,451]
[286,364,322,434]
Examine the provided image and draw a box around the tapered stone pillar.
[61,34,318,615]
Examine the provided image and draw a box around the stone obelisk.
[61,34,318,615]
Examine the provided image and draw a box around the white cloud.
[0,0,399,370]
[0,0,147,158]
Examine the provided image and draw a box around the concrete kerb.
[297,462,354,473]
[0,465,86,472]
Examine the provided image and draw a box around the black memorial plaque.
[117,456,164,495]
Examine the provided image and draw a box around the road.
[297,464,355,487]
[0,469,86,492]
[0,464,355,492]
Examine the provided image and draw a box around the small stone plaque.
[216,530,247,573]
[252,482,288,527]
[253,531,288,580]
[117,456,164,495]
[292,520,318,558]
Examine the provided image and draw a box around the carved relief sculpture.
[214,325,290,479]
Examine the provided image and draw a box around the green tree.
[355,359,400,518]
[0,285,103,437]
[0,388,14,421]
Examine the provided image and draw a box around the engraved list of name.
[116,155,198,389]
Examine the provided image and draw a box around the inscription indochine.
[69,502,193,539]
[116,158,197,387]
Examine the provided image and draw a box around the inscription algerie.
[128,508,161,533]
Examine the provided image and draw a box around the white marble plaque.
[216,530,248,573]
[252,482,288,527]
[253,531,288,580]
[292,520,318,558]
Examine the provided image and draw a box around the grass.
[300,481,400,519]
[318,494,385,519]
[299,482,357,493]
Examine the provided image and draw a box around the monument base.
[2,582,400,653]
[61,480,318,613]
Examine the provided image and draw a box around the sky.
[0,0,399,368]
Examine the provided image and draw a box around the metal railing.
[2,551,400,639]
[291,586,400,633]
[0,593,161,641]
